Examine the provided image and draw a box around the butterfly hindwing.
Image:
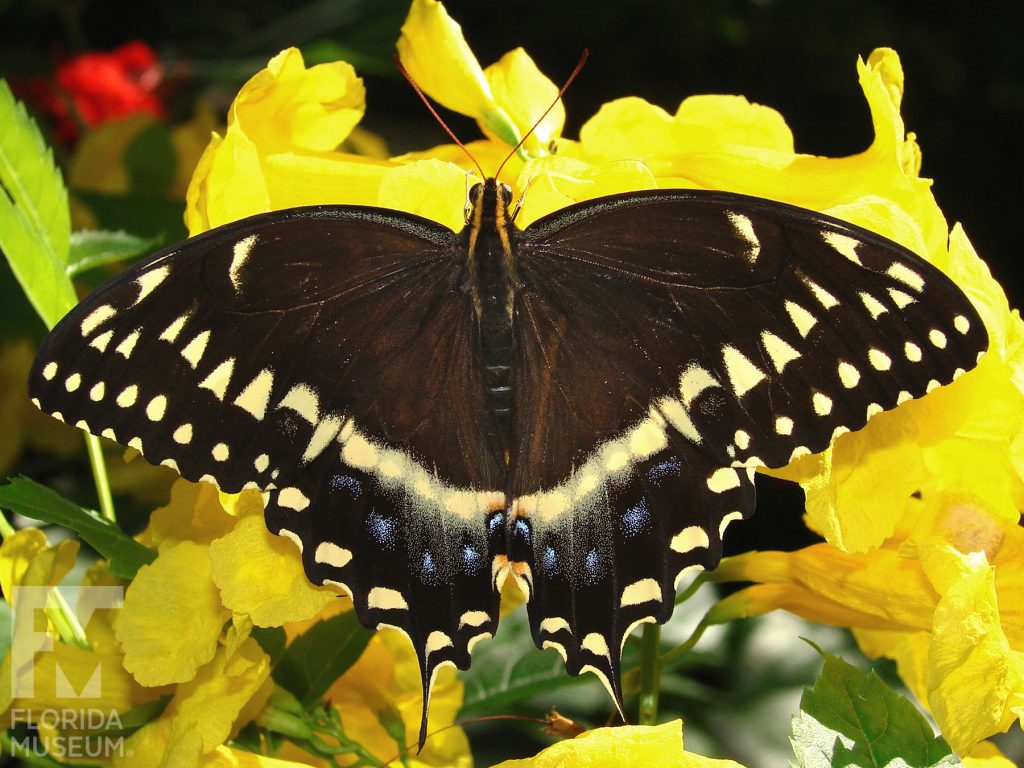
[29,206,507,741]
[508,189,987,702]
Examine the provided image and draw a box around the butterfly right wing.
[506,189,987,708]
[29,206,507,742]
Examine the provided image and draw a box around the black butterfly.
[29,177,986,746]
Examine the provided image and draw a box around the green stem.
[660,613,713,671]
[84,433,116,523]
[45,587,90,650]
[637,623,661,725]
[674,571,708,605]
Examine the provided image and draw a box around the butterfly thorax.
[464,179,518,447]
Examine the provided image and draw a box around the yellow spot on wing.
[234,368,274,419]
[620,578,662,607]
[670,525,710,553]
[314,542,352,568]
[367,587,408,611]
[199,358,235,400]
[722,346,765,397]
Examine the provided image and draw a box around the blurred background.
[1,1,1021,765]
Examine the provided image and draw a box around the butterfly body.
[464,180,518,446]
[29,180,987,745]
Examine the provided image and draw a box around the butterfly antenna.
[394,54,485,179]
[494,48,589,179]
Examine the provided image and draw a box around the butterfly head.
[468,178,515,226]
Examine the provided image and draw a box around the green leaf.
[459,612,590,717]
[0,477,156,579]
[791,648,957,768]
[67,229,163,276]
[251,625,288,667]
[0,79,76,329]
[74,190,187,242]
[273,611,373,710]
[123,121,176,197]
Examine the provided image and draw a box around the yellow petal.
[185,130,269,234]
[491,720,746,768]
[7,641,163,716]
[218,487,266,520]
[115,715,199,768]
[484,48,564,155]
[926,551,1023,755]
[514,156,656,228]
[232,48,364,154]
[168,638,271,752]
[716,583,908,632]
[137,479,236,551]
[714,546,938,631]
[580,93,792,161]
[963,741,1020,768]
[396,0,496,120]
[262,152,391,210]
[208,514,337,626]
[1,529,49,600]
[116,541,229,686]
[377,158,469,231]
[854,628,932,705]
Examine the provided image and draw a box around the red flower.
[20,41,165,144]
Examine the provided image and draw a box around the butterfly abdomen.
[467,180,520,441]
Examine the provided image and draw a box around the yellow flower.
[116,539,229,686]
[715,491,1024,755]
[491,720,747,767]
[115,638,272,767]
[209,513,337,626]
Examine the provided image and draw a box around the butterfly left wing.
[29,206,508,745]
[507,189,988,708]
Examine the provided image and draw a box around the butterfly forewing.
[508,189,987,701]
[29,206,508,741]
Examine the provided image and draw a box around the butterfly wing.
[29,206,507,741]
[510,189,988,705]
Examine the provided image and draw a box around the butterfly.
[29,174,987,746]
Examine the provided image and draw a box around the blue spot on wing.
[648,456,682,484]
[621,498,650,537]
[366,510,398,549]
[462,545,482,574]
[583,548,601,585]
[542,545,558,576]
[330,474,362,500]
